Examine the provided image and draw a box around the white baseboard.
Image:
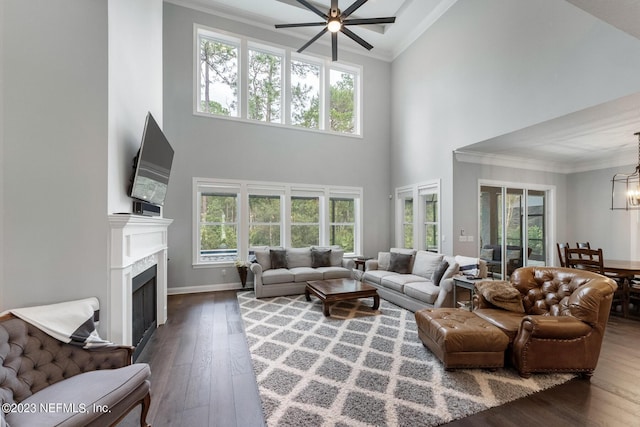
[167,282,254,295]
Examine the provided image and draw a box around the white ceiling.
[170,0,640,173]
[169,0,458,61]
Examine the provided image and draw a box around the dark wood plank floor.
[120,291,640,427]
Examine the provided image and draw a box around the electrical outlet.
[459,235,468,242]
[222,269,226,276]
[467,235,474,242]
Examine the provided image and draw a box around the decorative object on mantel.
[612,132,640,210]
[235,258,250,288]
[275,0,395,61]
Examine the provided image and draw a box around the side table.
[452,276,490,311]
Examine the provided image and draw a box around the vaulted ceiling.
[170,0,640,172]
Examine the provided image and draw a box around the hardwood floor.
[120,291,640,427]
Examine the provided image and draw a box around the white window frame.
[246,42,285,124]
[194,181,242,265]
[290,53,325,130]
[195,28,241,118]
[327,190,360,254]
[418,182,441,253]
[193,178,363,266]
[395,180,441,252]
[193,24,362,137]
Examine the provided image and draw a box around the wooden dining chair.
[556,242,569,267]
[576,242,593,260]
[567,247,628,317]
[565,247,604,274]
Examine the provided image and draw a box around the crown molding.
[454,149,637,174]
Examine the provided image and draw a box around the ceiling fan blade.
[275,22,327,28]
[342,0,368,19]
[341,27,373,50]
[297,27,328,53]
[296,0,328,19]
[343,17,396,26]
[332,32,338,61]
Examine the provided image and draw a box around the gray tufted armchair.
[0,314,151,427]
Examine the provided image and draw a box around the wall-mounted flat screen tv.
[129,112,174,206]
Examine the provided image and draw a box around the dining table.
[603,259,640,277]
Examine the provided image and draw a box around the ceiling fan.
[275,0,396,61]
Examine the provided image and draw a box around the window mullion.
[284,50,291,126]
[239,38,248,119]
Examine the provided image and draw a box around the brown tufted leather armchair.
[0,314,151,426]
[473,266,617,378]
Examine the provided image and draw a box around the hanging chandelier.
[611,132,640,210]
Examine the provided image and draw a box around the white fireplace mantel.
[108,214,173,345]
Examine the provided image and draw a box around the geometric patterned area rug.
[238,292,574,427]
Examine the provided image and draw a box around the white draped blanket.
[1,297,113,348]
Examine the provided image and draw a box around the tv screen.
[129,112,174,206]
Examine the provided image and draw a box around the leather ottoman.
[415,308,509,370]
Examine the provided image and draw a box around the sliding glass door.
[480,185,549,279]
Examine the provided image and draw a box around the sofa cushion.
[474,308,523,341]
[404,281,440,304]
[389,252,413,274]
[316,267,351,280]
[270,249,288,269]
[311,248,332,268]
[6,364,150,427]
[412,251,444,278]
[363,270,396,285]
[287,248,312,268]
[290,267,323,282]
[381,274,429,293]
[431,260,450,286]
[262,268,294,285]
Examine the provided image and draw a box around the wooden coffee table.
[305,278,380,317]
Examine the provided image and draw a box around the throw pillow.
[506,249,521,261]
[377,252,391,271]
[389,252,412,274]
[311,248,332,268]
[270,249,287,269]
[431,260,450,286]
[411,251,443,278]
[455,255,481,278]
[480,248,494,261]
[476,280,524,313]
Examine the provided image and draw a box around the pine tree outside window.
[197,31,239,117]
[248,47,283,123]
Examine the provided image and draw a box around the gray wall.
[452,158,568,262]
[162,3,392,290]
[0,0,5,307]
[391,0,640,255]
[1,0,163,339]
[2,0,109,312]
[108,0,164,214]
[566,165,637,260]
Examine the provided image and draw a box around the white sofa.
[362,248,488,312]
[250,246,355,298]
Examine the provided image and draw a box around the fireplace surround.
[109,214,172,346]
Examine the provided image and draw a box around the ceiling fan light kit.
[275,0,396,61]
